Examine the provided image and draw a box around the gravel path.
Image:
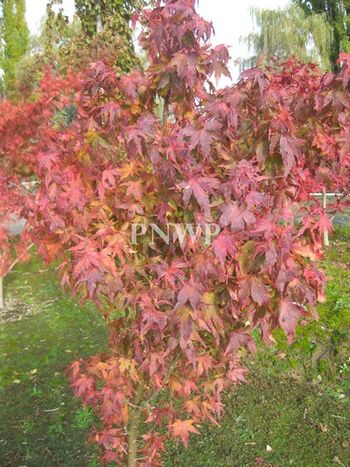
[1,215,26,236]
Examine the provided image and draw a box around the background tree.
[241,3,333,70]
[73,0,145,71]
[41,0,79,64]
[0,0,29,93]
[10,0,144,99]
[295,0,350,70]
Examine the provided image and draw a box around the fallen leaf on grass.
[319,423,328,433]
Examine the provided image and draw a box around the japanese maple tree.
[0,69,80,306]
[1,0,350,465]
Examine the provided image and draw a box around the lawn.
[0,229,349,466]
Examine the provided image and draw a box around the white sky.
[25,0,289,80]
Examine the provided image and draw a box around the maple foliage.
[0,69,80,278]
[0,169,26,276]
[1,0,350,465]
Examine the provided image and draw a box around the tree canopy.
[73,0,144,71]
[10,0,143,98]
[43,0,143,72]
[242,4,333,70]
[295,0,350,69]
[0,0,29,93]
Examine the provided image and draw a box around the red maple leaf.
[225,331,257,356]
[212,230,236,264]
[220,202,256,231]
[279,300,305,344]
[250,277,270,306]
[183,120,222,155]
[170,419,200,447]
[176,283,202,310]
[180,176,219,214]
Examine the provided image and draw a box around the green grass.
[0,256,106,466]
[164,371,349,466]
[1,230,350,466]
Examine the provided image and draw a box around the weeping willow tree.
[241,4,333,71]
[295,0,350,70]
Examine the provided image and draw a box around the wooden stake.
[322,188,330,247]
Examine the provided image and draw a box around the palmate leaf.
[279,299,307,344]
[212,230,237,265]
[170,419,200,447]
[219,201,256,231]
[176,283,202,310]
[183,120,222,156]
[181,175,219,214]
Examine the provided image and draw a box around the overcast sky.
[25,0,289,80]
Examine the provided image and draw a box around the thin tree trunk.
[128,385,144,467]
[322,188,330,247]
[96,0,103,33]
[162,96,169,134]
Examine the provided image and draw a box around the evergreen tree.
[0,0,29,92]
[241,4,333,71]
